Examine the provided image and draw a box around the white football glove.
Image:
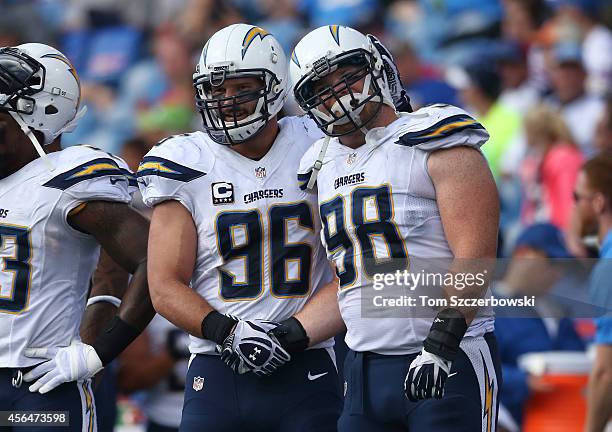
[23,340,103,394]
[405,348,452,401]
[220,319,290,376]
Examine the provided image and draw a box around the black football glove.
[405,309,467,401]
[268,317,310,355]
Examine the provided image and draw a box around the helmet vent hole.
[27,76,41,86]
[45,105,58,115]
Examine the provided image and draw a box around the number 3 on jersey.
[215,202,313,300]
[320,185,408,288]
[0,224,32,314]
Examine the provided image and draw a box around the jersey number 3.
[0,225,32,314]
[215,202,314,300]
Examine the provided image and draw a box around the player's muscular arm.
[148,200,225,338]
[80,249,129,346]
[405,146,499,402]
[292,277,345,348]
[23,201,156,394]
[69,201,155,334]
[428,146,499,324]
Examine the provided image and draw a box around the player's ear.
[593,192,606,214]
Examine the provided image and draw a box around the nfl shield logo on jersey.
[347,153,357,165]
[255,166,266,179]
[193,376,204,391]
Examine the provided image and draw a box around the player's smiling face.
[310,62,378,135]
[209,76,264,122]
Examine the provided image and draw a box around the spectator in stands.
[494,223,585,431]
[447,59,524,243]
[0,18,25,46]
[179,0,243,45]
[64,0,197,34]
[496,40,540,115]
[391,40,459,109]
[546,42,605,156]
[519,104,583,229]
[502,0,549,46]
[446,60,522,180]
[298,0,380,29]
[501,0,551,93]
[574,155,612,432]
[0,0,57,43]
[256,0,304,54]
[553,0,612,97]
[593,95,612,155]
[69,24,197,153]
[446,61,514,176]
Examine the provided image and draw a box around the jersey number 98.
[320,185,408,288]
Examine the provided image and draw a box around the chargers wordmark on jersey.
[43,157,127,190]
[137,156,206,182]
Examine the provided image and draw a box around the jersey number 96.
[215,202,314,300]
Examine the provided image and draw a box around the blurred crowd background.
[1,0,611,431]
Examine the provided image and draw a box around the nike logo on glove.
[307,371,328,381]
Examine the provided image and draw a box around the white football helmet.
[194,24,288,145]
[0,43,84,166]
[0,43,84,143]
[290,25,395,136]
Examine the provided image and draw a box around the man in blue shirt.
[574,154,612,432]
[495,223,585,431]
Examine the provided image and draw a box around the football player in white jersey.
[291,26,501,431]
[0,43,154,430]
[139,24,346,431]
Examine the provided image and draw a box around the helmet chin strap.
[8,111,55,171]
[306,124,334,190]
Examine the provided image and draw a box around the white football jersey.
[0,146,135,368]
[138,116,334,355]
[298,105,496,355]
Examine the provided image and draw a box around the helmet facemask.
[294,49,387,137]
[0,47,54,168]
[0,48,46,117]
[194,67,283,146]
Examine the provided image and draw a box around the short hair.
[583,154,612,207]
[524,103,576,146]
